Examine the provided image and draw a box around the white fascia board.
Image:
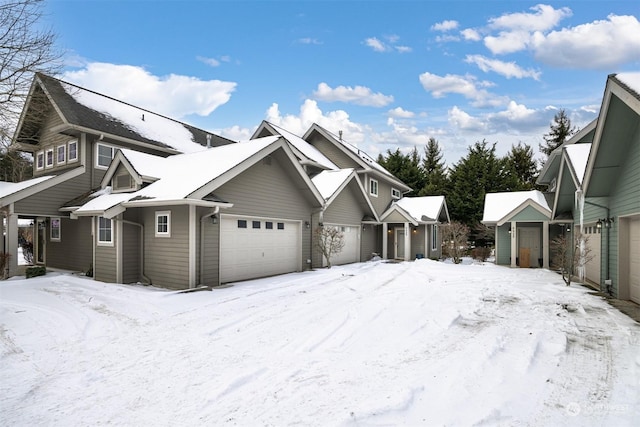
[380,204,419,226]
[1,166,85,207]
[496,199,551,226]
[123,198,234,209]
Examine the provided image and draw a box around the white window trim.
[431,224,438,251]
[155,211,171,237]
[96,143,115,169]
[68,140,78,162]
[45,148,54,168]
[36,151,44,170]
[50,217,61,242]
[391,188,401,199]
[97,216,114,246]
[369,178,378,197]
[56,145,66,165]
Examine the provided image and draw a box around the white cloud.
[297,37,322,45]
[484,30,533,55]
[532,14,640,69]
[63,62,236,118]
[488,4,572,32]
[364,37,387,52]
[418,72,506,107]
[197,56,220,67]
[395,45,412,53]
[313,82,394,107]
[465,55,541,80]
[461,28,482,41]
[432,20,459,32]
[388,107,415,119]
[448,106,487,132]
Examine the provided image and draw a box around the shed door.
[519,228,540,268]
[630,218,640,304]
[584,225,601,286]
[323,224,359,266]
[220,216,301,283]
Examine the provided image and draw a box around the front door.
[395,227,405,259]
[35,218,46,265]
[519,227,540,268]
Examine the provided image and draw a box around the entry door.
[519,228,540,268]
[35,218,46,265]
[395,227,405,259]
[630,218,640,304]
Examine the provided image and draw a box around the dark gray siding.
[122,211,142,284]
[46,216,92,273]
[306,134,361,170]
[360,224,378,261]
[95,222,117,283]
[15,173,91,216]
[410,226,426,259]
[201,210,220,286]
[367,177,395,216]
[143,206,190,289]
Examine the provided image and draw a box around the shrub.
[472,247,492,262]
[26,265,46,278]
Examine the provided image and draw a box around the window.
[57,145,66,165]
[155,211,171,237]
[68,140,78,162]
[45,148,54,168]
[265,222,273,229]
[238,220,247,228]
[277,222,285,230]
[114,173,134,191]
[431,224,438,251]
[50,217,61,241]
[391,188,401,199]
[97,216,113,246]
[36,151,44,170]
[252,221,261,229]
[97,143,114,168]
[369,178,378,197]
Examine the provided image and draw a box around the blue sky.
[43,0,640,166]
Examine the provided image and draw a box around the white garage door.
[630,218,640,304]
[220,216,301,283]
[584,224,601,286]
[323,224,360,267]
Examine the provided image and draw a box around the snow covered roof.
[115,148,168,182]
[564,143,591,185]
[614,72,640,98]
[395,196,448,222]
[24,74,234,153]
[261,122,338,170]
[311,169,354,200]
[482,190,551,224]
[0,175,54,199]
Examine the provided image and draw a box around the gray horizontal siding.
[46,216,92,273]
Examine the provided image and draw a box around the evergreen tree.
[377,147,424,196]
[447,140,510,228]
[539,109,576,158]
[418,137,448,196]
[504,142,539,190]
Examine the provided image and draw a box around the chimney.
[206,134,211,148]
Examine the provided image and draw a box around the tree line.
[377,110,575,243]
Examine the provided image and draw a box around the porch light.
[597,218,614,229]
[211,214,218,224]
[567,225,571,232]
[305,221,310,229]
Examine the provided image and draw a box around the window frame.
[431,224,438,251]
[97,216,113,246]
[56,145,66,165]
[369,178,378,197]
[391,188,401,199]
[50,217,61,242]
[36,151,44,170]
[45,148,54,168]
[68,140,78,163]
[155,211,171,237]
[96,143,115,169]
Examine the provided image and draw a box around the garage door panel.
[630,218,640,304]
[220,216,300,283]
[323,224,360,266]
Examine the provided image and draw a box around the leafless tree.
[1,0,61,181]
[314,226,345,268]
[441,221,469,264]
[551,230,595,286]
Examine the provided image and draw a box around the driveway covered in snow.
[1,259,639,426]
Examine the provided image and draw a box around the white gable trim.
[496,199,551,226]
[323,170,380,223]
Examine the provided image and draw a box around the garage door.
[584,224,601,286]
[630,218,640,304]
[220,216,301,283]
[323,224,360,267]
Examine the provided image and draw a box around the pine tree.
[504,142,539,190]
[418,137,448,196]
[377,147,424,196]
[539,109,576,158]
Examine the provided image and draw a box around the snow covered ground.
[1,259,639,426]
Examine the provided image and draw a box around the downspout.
[113,218,151,285]
[584,200,611,294]
[200,206,219,286]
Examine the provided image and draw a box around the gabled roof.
[381,196,449,225]
[582,72,640,197]
[252,121,338,170]
[101,148,166,188]
[0,167,86,208]
[312,168,379,222]
[13,73,235,154]
[482,190,551,225]
[72,136,325,217]
[302,123,411,192]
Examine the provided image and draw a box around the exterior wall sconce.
[211,214,218,224]
[412,227,417,233]
[362,225,367,231]
[596,218,614,229]
[305,221,310,229]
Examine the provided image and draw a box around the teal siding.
[510,206,550,222]
[496,225,511,265]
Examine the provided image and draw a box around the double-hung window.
[391,188,401,199]
[97,143,114,169]
[369,178,378,197]
[68,140,78,162]
[50,218,61,241]
[36,151,44,170]
[97,216,113,246]
[45,148,54,168]
[57,145,66,165]
[155,211,171,237]
[431,224,438,251]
